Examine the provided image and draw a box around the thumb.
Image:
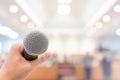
[31,52,52,66]
[9,43,23,58]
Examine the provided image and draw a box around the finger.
[31,52,52,66]
[10,43,24,57]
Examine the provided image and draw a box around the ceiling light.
[95,22,103,29]
[27,22,35,29]
[116,28,120,36]
[114,5,120,13]
[0,26,18,39]
[8,31,18,39]
[102,15,111,22]
[15,0,44,28]
[57,0,72,4]
[20,15,28,22]
[57,4,71,15]
[9,5,19,13]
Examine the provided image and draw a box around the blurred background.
[0,0,120,80]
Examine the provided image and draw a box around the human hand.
[0,43,52,80]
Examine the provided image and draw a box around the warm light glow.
[9,5,19,13]
[15,0,44,28]
[27,22,35,29]
[20,15,28,22]
[114,5,120,13]
[57,0,72,4]
[80,39,97,52]
[102,15,111,22]
[84,0,117,29]
[66,38,79,54]
[57,4,71,15]
[95,22,103,29]
[92,28,97,33]
[116,28,120,36]
[48,38,63,53]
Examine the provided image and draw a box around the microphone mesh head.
[23,31,49,56]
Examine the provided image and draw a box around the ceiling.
[0,0,119,39]
[1,0,120,53]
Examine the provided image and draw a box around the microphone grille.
[23,31,49,56]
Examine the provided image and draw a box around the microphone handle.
[22,49,38,61]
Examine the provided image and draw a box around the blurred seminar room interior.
[0,0,120,80]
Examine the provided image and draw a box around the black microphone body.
[22,31,49,61]
[22,49,38,61]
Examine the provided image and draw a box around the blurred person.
[101,49,113,80]
[0,43,52,80]
[83,52,93,80]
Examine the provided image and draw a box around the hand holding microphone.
[0,31,52,80]
[22,30,49,61]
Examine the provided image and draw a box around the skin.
[0,43,52,80]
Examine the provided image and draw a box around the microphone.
[22,30,49,61]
